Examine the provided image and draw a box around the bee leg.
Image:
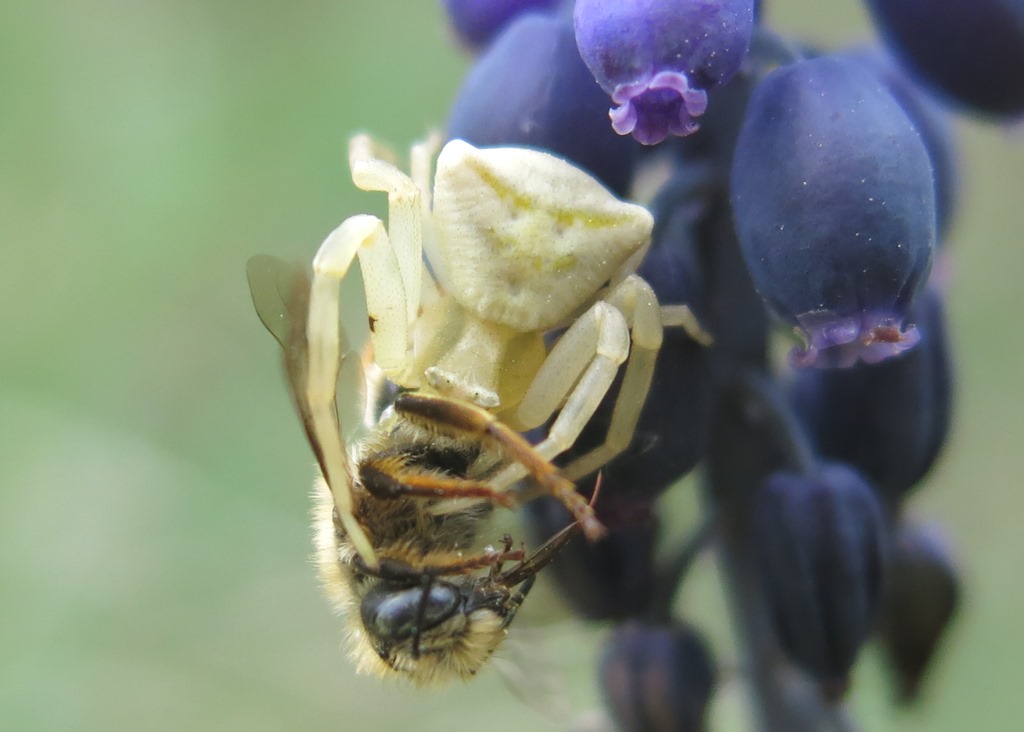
[488,535,527,579]
[393,393,605,539]
[497,520,582,588]
[419,546,525,575]
[359,459,516,508]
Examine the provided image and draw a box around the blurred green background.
[2,1,1022,730]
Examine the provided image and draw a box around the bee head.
[353,575,535,685]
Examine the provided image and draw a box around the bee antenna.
[411,575,433,660]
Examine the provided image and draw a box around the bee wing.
[491,524,588,723]
[491,627,574,724]
[246,255,377,565]
[247,255,329,468]
[247,254,301,352]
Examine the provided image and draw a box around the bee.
[247,134,705,684]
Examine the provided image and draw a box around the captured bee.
[247,134,705,684]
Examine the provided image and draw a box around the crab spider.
[301,133,705,562]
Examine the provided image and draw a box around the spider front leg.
[485,293,633,502]
[492,275,667,487]
[309,215,411,376]
[305,216,415,565]
[558,275,669,481]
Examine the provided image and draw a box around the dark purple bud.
[840,46,960,239]
[731,54,936,367]
[600,621,716,732]
[877,521,961,703]
[755,462,887,693]
[574,0,755,144]
[790,287,953,504]
[442,0,560,48]
[865,0,1024,116]
[524,497,656,621]
[447,13,638,196]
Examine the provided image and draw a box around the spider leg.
[559,274,665,481]
[486,295,634,494]
[556,280,711,481]
[313,212,410,372]
[349,134,425,339]
[306,214,421,566]
[248,254,377,564]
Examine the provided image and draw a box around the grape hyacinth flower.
[877,521,961,703]
[574,0,755,145]
[448,13,638,195]
[731,54,936,367]
[841,46,960,239]
[600,621,717,732]
[676,27,808,169]
[755,462,887,695]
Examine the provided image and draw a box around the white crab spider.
[304,133,706,564]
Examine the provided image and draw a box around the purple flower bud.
[600,621,716,732]
[755,462,887,692]
[877,521,961,703]
[865,0,1024,116]
[731,54,936,368]
[840,46,960,240]
[447,13,638,196]
[574,0,755,145]
[442,0,560,49]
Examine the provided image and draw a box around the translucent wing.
[491,628,574,723]
[246,255,377,565]
[247,255,327,467]
[247,254,298,351]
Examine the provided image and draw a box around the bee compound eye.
[360,582,462,642]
